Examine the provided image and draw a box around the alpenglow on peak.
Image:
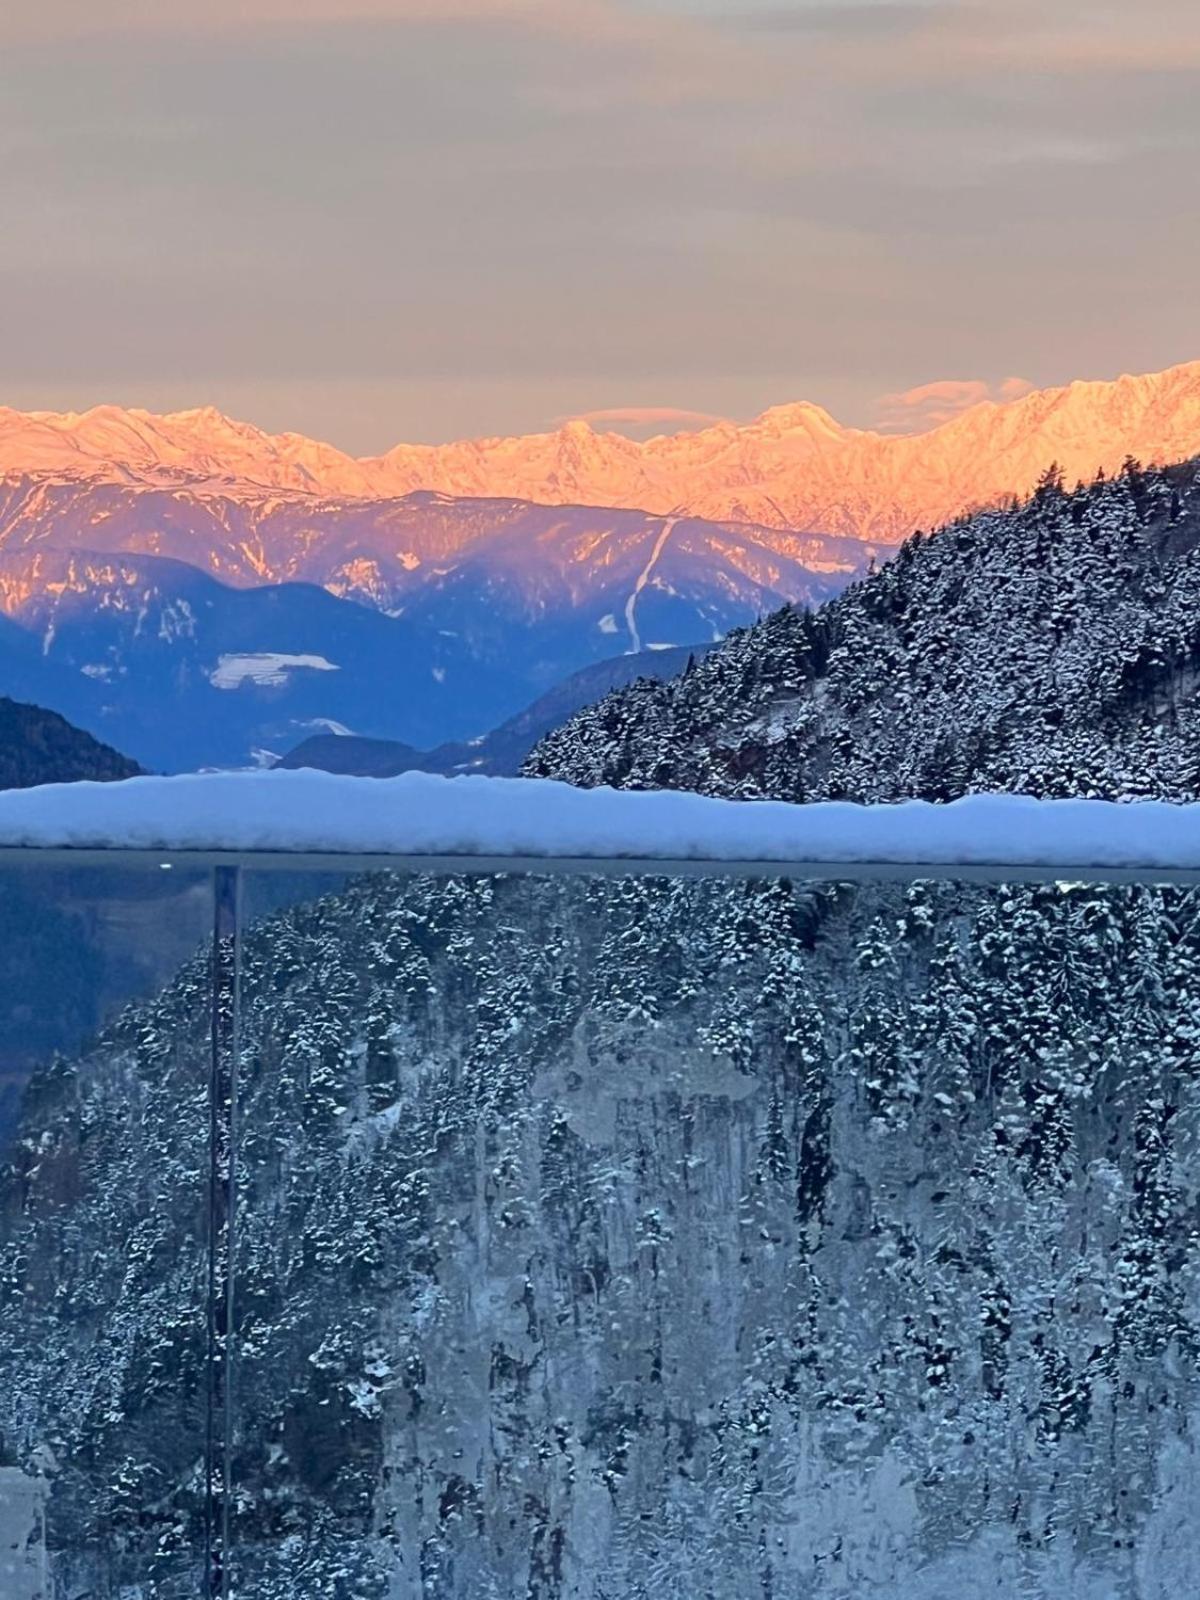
[2,360,1199,542]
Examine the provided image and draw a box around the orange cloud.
[875,376,1034,434]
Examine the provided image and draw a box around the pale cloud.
[989,137,1128,168]
[567,406,729,431]
[950,0,1200,76]
[875,377,1035,434]
[777,0,1200,81]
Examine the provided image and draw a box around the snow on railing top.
[0,770,1196,879]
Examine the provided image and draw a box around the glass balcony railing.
[1,843,1197,1597]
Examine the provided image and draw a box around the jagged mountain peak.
[4,360,1200,541]
[750,399,847,438]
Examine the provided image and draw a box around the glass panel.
[231,870,1200,1597]
[0,864,212,1598]
[4,865,1197,1596]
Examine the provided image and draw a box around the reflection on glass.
[0,866,212,1598]
[2,867,1198,1597]
[232,873,1199,1598]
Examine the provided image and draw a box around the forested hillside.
[5,465,1200,1598]
[8,864,1200,1600]
[0,696,140,789]
[528,459,1200,802]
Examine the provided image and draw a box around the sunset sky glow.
[3,0,1197,448]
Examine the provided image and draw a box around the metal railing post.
[204,864,241,1599]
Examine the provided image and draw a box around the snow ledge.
[0,771,1195,876]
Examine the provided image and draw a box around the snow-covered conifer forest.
[529,459,1200,801]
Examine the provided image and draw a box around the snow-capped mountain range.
[1,359,1198,769]
[3,360,1199,539]
[0,479,859,626]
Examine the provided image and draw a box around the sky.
[1,0,1197,451]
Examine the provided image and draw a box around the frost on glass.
[0,865,212,1597]
[4,866,1200,1599]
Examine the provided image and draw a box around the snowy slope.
[0,481,858,731]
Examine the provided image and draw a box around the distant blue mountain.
[0,483,864,769]
[0,550,533,770]
[277,642,714,778]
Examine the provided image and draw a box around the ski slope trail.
[625,516,679,654]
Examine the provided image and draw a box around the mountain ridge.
[526,455,1200,800]
[275,642,713,779]
[4,360,1200,541]
[0,483,855,767]
[0,695,139,790]
[0,476,860,605]
[0,546,526,769]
